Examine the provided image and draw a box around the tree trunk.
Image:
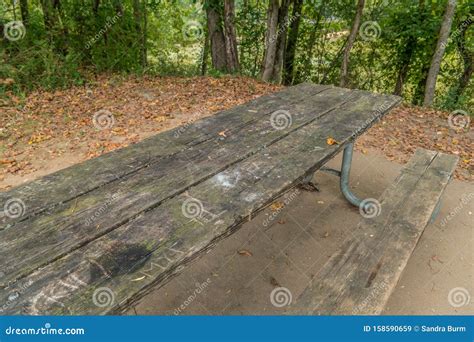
[201,25,210,75]
[40,0,54,34]
[142,0,148,67]
[393,37,416,95]
[19,0,29,25]
[206,1,227,71]
[261,0,291,83]
[339,0,365,88]
[93,0,100,14]
[299,3,325,83]
[423,0,457,106]
[223,0,239,72]
[450,17,473,105]
[283,0,303,85]
[261,0,280,82]
[133,0,147,67]
[273,0,291,83]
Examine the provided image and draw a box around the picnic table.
[0,83,457,315]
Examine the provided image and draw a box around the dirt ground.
[125,149,473,315]
[1,76,472,191]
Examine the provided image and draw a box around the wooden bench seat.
[290,149,458,315]
[0,83,403,315]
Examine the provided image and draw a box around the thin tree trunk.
[413,63,430,105]
[423,0,457,106]
[283,0,303,85]
[201,25,210,75]
[450,17,473,105]
[300,3,325,83]
[339,0,365,87]
[223,0,239,72]
[393,37,416,95]
[93,0,100,14]
[142,0,147,67]
[132,0,146,67]
[40,0,54,35]
[19,0,29,25]
[261,0,280,82]
[272,0,291,84]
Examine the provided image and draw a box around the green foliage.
[0,0,472,113]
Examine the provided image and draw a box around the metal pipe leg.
[340,142,363,207]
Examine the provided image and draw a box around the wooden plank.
[0,90,401,314]
[290,149,458,315]
[0,83,329,229]
[0,86,362,286]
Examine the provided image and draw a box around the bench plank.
[290,149,458,315]
[0,83,329,228]
[0,90,401,314]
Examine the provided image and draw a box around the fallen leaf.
[326,137,338,145]
[238,249,253,257]
[218,130,228,137]
[270,201,284,211]
[154,116,167,123]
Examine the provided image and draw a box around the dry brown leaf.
[326,137,338,145]
[238,249,253,257]
[270,201,284,211]
[154,116,167,123]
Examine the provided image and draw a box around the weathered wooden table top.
[0,83,401,314]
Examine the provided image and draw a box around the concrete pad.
[126,150,473,315]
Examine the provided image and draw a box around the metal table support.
[319,142,364,208]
